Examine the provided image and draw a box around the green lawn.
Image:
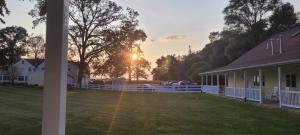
[1,86,300,135]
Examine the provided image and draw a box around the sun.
[132,53,138,60]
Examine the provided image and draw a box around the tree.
[95,49,128,78]
[269,3,298,32]
[223,0,281,30]
[31,0,145,87]
[0,0,9,24]
[152,55,180,81]
[209,32,220,42]
[132,57,151,81]
[25,34,45,59]
[0,26,28,83]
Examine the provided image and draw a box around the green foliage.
[132,57,151,81]
[269,3,299,32]
[0,26,28,67]
[0,0,9,24]
[223,0,281,30]
[152,55,181,81]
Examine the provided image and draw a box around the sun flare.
[132,53,138,60]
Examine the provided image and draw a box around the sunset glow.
[132,53,138,60]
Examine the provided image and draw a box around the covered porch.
[200,62,300,109]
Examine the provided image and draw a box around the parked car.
[172,80,191,86]
[143,84,154,91]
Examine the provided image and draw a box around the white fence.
[86,84,203,93]
[280,90,300,109]
[225,87,261,102]
[201,85,220,95]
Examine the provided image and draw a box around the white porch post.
[206,75,208,85]
[224,73,227,87]
[259,68,263,104]
[42,0,69,135]
[278,67,282,108]
[234,72,236,95]
[244,71,248,101]
[211,75,213,86]
[201,75,204,85]
[217,74,220,87]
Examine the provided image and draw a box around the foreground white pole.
[42,0,69,135]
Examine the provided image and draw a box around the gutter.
[199,59,300,75]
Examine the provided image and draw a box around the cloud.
[165,35,187,40]
[150,39,156,42]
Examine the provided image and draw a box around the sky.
[2,0,300,69]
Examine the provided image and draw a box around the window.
[207,76,212,85]
[28,67,32,71]
[21,61,24,64]
[0,76,2,81]
[253,75,265,86]
[25,76,28,81]
[3,76,9,81]
[18,76,25,81]
[286,74,296,88]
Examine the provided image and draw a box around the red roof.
[201,26,300,74]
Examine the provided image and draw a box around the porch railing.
[225,87,245,99]
[280,90,300,109]
[246,88,261,102]
[201,85,220,95]
[225,87,261,102]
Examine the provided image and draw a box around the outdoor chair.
[271,87,279,102]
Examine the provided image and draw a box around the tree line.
[0,0,150,86]
[152,0,300,83]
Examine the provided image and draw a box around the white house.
[199,26,300,109]
[0,59,90,87]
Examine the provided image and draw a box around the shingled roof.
[24,59,45,67]
[201,26,300,74]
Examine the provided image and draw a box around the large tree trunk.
[128,64,132,82]
[77,61,85,88]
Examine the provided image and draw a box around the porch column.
[224,73,227,87]
[244,71,248,102]
[201,75,204,85]
[259,68,263,104]
[217,74,220,87]
[211,75,213,86]
[233,72,236,93]
[42,0,69,135]
[206,75,208,85]
[278,67,282,108]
